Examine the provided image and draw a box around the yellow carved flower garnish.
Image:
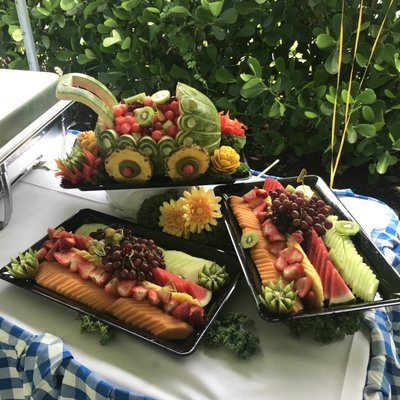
[159,198,189,238]
[182,187,222,234]
[210,145,240,174]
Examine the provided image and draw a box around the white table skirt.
[0,176,370,400]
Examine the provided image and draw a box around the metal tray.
[59,153,252,191]
[0,209,242,355]
[214,175,400,322]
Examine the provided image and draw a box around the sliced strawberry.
[147,289,161,306]
[131,286,148,301]
[37,247,48,262]
[283,263,305,281]
[89,268,111,287]
[303,290,316,310]
[294,276,312,298]
[163,298,180,314]
[70,253,87,272]
[253,201,267,214]
[255,211,268,224]
[117,280,136,298]
[266,240,286,256]
[261,220,286,242]
[77,261,96,279]
[187,305,205,326]
[42,239,55,249]
[278,247,304,264]
[171,301,191,321]
[44,238,61,261]
[53,251,76,267]
[60,236,76,250]
[274,256,287,272]
[243,187,268,208]
[104,276,120,297]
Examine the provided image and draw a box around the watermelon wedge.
[263,177,285,193]
[152,268,212,306]
[305,229,355,305]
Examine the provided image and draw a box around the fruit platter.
[215,175,400,322]
[55,73,251,190]
[0,209,242,355]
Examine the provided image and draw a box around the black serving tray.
[60,153,252,191]
[0,209,242,355]
[214,175,400,322]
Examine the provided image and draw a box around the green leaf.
[269,100,281,118]
[121,0,140,11]
[304,111,318,119]
[240,73,255,82]
[361,106,375,123]
[275,57,285,73]
[104,19,118,28]
[215,67,236,83]
[247,56,262,77]
[384,89,396,99]
[205,43,217,62]
[167,6,191,16]
[208,1,224,17]
[240,78,266,99]
[236,24,255,38]
[60,0,75,12]
[56,49,75,61]
[346,125,357,144]
[315,33,335,49]
[356,52,368,68]
[357,89,376,105]
[211,25,225,40]
[103,37,121,47]
[354,124,376,138]
[121,36,131,50]
[11,28,23,42]
[325,49,339,75]
[170,64,191,80]
[41,35,50,49]
[54,14,66,28]
[376,150,391,174]
[84,48,97,60]
[77,54,91,65]
[36,7,51,16]
[218,8,238,24]
[341,89,354,104]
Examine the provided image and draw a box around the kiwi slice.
[134,106,155,126]
[123,92,146,105]
[240,230,259,249]
[335,220,360,236]
[151,90,171,104]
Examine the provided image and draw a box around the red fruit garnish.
[131,286,148,301]
[171,301,191,321]
[53,251,76,267]
[77,261,96,279]
[294,276,312,298]
[121,167,133,178]
[163,298,179,314]
[147,288,161,306]
[164,110,175,120]
[187,305,205,326]
[37,247,48,262]
[90,268,111,287]
[303,290,316,310]
[119,123,131,135]
[124,115,135,125]
[266,241,287,256]
[274,256,288,272]
[278,247,304,264]
[166,125,179,138]
[117,280,136,298]
[183,164,194,175]
[112,105,124,117]
[143,96,154,107]
[104,276,120,297]
[169,100,179,111]
[151,129,163,142]
[115,116,124,126]
[283,263,306,281]
[131,122,141,133]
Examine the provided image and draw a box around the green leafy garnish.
[77,313,114,345]
[203,312,260,359]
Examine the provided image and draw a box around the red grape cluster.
[90,227,166,281]
[269,189,333,236]
[112,95,180,141]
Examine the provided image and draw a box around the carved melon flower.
[182,186,223,234]
[159,198,190,238]
[210,145,241,174]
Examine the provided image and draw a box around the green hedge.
[1,0,400,181]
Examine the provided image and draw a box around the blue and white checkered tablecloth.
[0,316,153,400]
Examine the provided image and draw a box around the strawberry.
[303,290,316,310]
[117,280,136,298]
[131,286,148,301]
[42,239,55,249]
[266,241,286,256]
[261,220,286,242]
[294,276,312,298]
[283,263,305,281]
[274,256,287,272]
[89,268,111,287]
[45,238,61,261]
[60,236,76,250]
[171,301,191,321]
[253,201,267,214]
[255,211,268,224]
[243,187,267,208]
[37,247,48,262]
[77,261,96,279]
[53,251,76,267]
[104,276,120,297]
[147,289,161,306]
[187,305,205,326]
[163,298,180,314]
[278,247,304,264]
[70,253,86,272]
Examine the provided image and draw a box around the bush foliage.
[1,0,400,180]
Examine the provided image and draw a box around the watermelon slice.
[152,268,212,306]
[263,177,285,193]
[305,229,355,305]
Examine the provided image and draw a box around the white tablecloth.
[0,173,370,400]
